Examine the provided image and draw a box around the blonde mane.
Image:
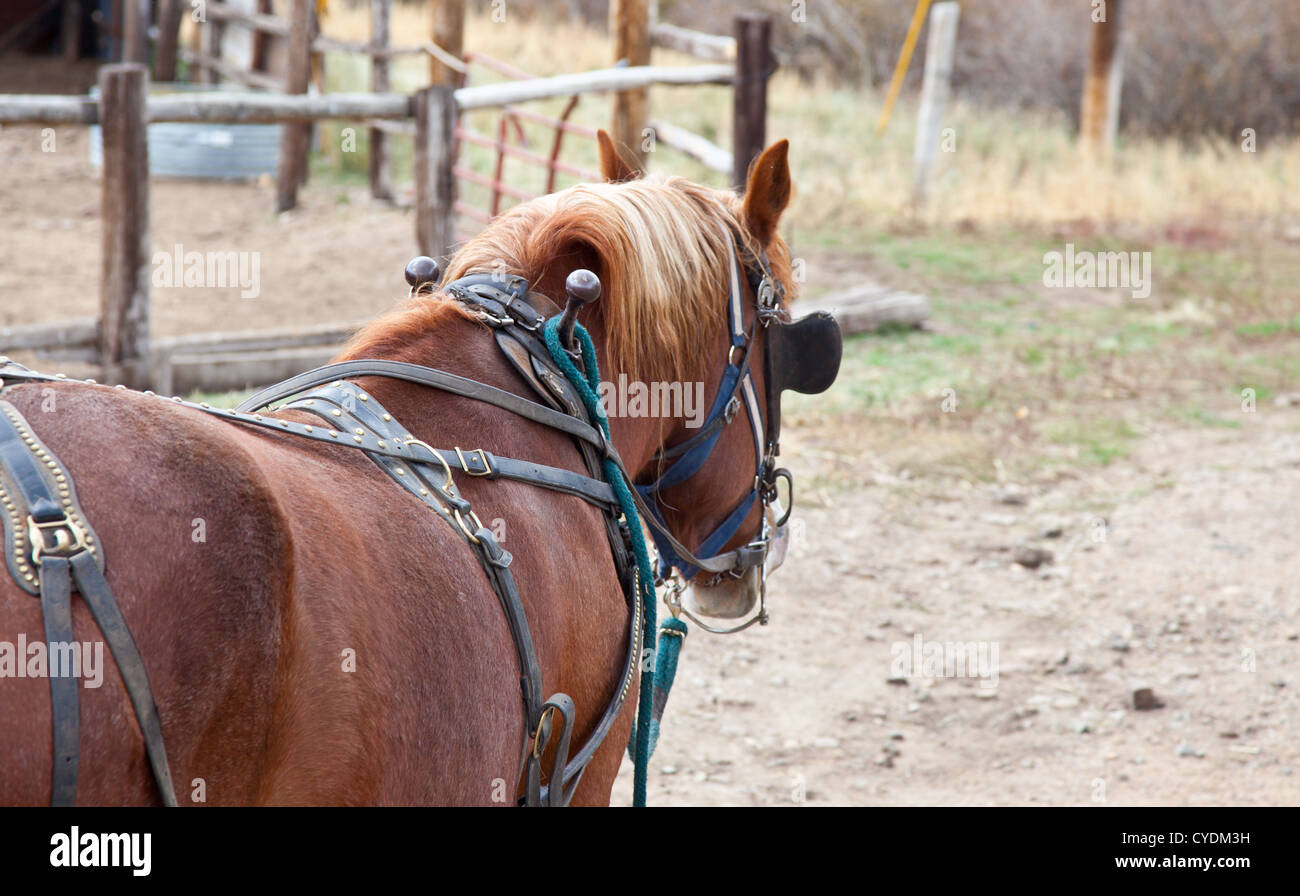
[449,174,792,383]
[345,173,794,385]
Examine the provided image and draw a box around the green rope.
[543,317,659,807]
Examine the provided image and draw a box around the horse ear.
[741,139,792,247]
[597,130,638,183]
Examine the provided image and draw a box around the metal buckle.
[453,507,485,545]
[404,438,456,495]
[723,395,741,424]
[454,447,493,477]
[27,515,88,561]
[532,705,557,759]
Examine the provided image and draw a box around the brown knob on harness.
[557,269,601,356]
[404,256,441,295]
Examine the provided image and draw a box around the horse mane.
[343,173,794,385]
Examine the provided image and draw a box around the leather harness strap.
[237,359,609,456]
[0,399,177,807]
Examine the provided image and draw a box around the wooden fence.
[0,0,775,393]
[0,54,746,392]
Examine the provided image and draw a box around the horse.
[0,134,833,805]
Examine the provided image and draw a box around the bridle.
[631,222,824,634]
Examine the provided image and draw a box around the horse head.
[440,134,840,629]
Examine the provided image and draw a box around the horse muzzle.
[681,505,790,621]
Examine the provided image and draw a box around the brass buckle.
[532,705,556,759]
[27,515,88,561]
[454,447,493,477]
[404,438,456,495]
[453,507,484,545]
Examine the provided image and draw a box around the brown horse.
[0,136,801,806]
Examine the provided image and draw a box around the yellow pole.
[876,0,933,136]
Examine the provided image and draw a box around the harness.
[0,223,841,807]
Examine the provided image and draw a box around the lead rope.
[542,317,685,807]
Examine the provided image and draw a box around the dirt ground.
[3,118,1297,807]
[613,411,1300,806]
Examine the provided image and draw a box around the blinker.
[766,311,842,396]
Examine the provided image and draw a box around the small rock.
[662,765,677,775]
[1013,545,1054,568]
[769,675,788,688]
[1133,687,1164,710]
[1041,524,1065,539]
[1053,696,1081,709]
[997,489,1028,506]
[1175,742,1205,758]
[1105,634,1130,652]
[1219,731,1239,739]
[886,676,908,686]
[812,737,840,749]
[889,731,905,741]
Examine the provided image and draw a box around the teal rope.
[647,616,688,756]
[543,317,658,807]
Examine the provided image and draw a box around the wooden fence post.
[61,0,82,64]
[1080,0,1124,150]
[610,0,650,172]
[276,0,313,212]
[415,85,457,262]
[912,0,960,205]
[122,0,150,65]
[198,11,224,85]
[98,64,151,389]
[252,0,274,74]
[154,0,182,81]
[430,0,465,87]
[369,0,393,201]
[732,12,772,191]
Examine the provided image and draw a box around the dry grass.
[307,5,1298,244]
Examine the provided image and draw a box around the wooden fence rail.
[0,65,734,126]
[0,57,746,391]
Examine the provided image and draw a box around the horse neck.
[338,304,680,477]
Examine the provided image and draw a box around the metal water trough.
[89,84,280,180]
